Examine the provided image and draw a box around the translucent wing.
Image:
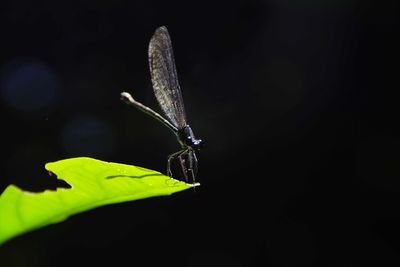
[148,26,187,128]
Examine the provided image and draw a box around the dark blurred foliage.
[0,0,399,266]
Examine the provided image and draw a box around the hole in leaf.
[47,171,72,190]
[11,171,72,193]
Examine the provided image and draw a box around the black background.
[1,0,400,266]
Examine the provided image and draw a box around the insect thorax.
[177,125,202,151]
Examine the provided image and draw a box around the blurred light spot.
[0,60,59,113]
[62,115,116,158]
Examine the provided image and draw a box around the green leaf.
[0,157,197,245]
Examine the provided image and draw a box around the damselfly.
[121,26,202,183]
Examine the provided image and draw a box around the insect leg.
[177,151,189,182]
[167,150,185,177]
[186,150,198,184]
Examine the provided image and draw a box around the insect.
[121,26,202,184]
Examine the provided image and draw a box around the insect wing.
[148,26,187,129]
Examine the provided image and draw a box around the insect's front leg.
[185,149,198,184]
[175,148,197,184]
[177,151,189,182]
[167,150,185,177]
